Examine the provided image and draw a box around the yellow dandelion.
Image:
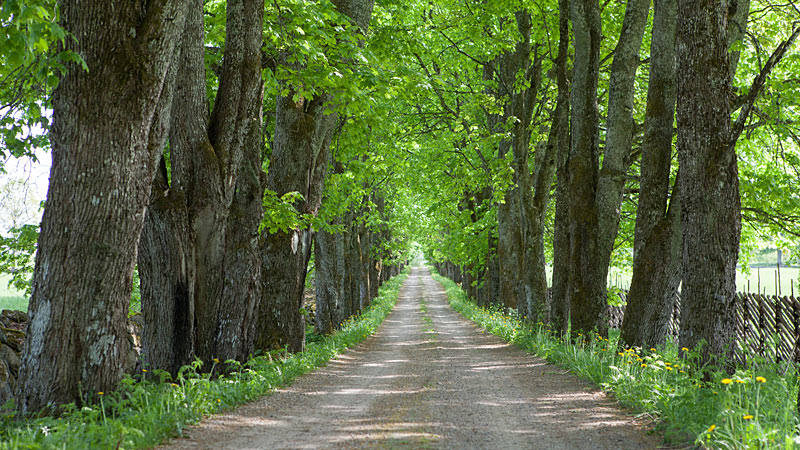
[707,424,716,433]
[170,383,179,387]
[665,366,673,371]
[98,392,104,396]
[618,352,625,356]
[756,376,766,383]
[641,363,647,368]
[637,358,643,362]
[721,378,733,385]
[650,348,657,351]
[213,358,220,364]
[681,347,689,352]
[735,379,745,384]
[743,415,754,420]
[217,398,221,403]
[679,370,685,373]
[627,361,633,364]
[664,362,671,366]
[142,369,148,373]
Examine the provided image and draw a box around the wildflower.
[618,352,625,356]
[721,378,733,385]
[735,379,745,384]
[707,424,716,433]
[756,376,766,383]
[217,399,221,403]
[641,363,647,368]
[142,369,148,373]
[681,347,689,352]
[213,358,220,364]
[665,366,673,371]
[637,358,643,362]
[743,415,754,420]
[171,383,179,387]
[98,392,104,396]
[650,348,657,351]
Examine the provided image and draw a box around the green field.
[0,273,27,311]
[607,266,800,296]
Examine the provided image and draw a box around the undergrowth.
[0,269,408,449]
[431,271,800,449]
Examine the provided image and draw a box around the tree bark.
[214,100,267,363]
[676,0,740,366]
[138,0,263,370]
[16,0,189,413]
[256,0,375,352]
[314,225,347,335]
[550,0,572,334]
[621,0,680,349]
[495,11,542,317]
[566,0,603,335]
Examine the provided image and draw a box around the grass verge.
[431,270,800,449]
[0,296,26,312]
[0,269,408,449]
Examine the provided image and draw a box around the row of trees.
[410,0,800,368]
[3,0,800,414]
[1,0,425,413]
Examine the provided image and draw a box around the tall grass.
[431,271,800,449]
[0,269,408,449]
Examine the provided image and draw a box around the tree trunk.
[214,102,267,363]
[16,0,188,413]
[566,0,603,335]
[587,0,650,329]
[495,11,540,316]
[621,0,680,349]
[550,0,572,333]
[676,0,740,366]
[256,0,375,353]
[138,160,195,375]
[138,0,263,370]
[567,0,649,335]
[314,226,346,335]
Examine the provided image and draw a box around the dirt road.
[163,266,661,449]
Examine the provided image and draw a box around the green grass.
[431,270,800,449]
[0,269,409,449]
[0,296,26,312]
[602,266,800,296]
[0,274,27,312]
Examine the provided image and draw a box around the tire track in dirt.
[161,266,661,449]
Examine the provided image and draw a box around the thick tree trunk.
[566,0,603,335]
[567,0,648,335]
[314,227,346,335]
[214,106,267,363]
[495,11,541,316]
[550,0,572,333]
[256,0,375,353]
[676,0,740,366]
[621,0,680,349]
[16,0,188,413]
[586,0,650,330]
[138,161,195,375]
[138,0,263,370]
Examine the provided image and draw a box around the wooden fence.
[607,291,800,363]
